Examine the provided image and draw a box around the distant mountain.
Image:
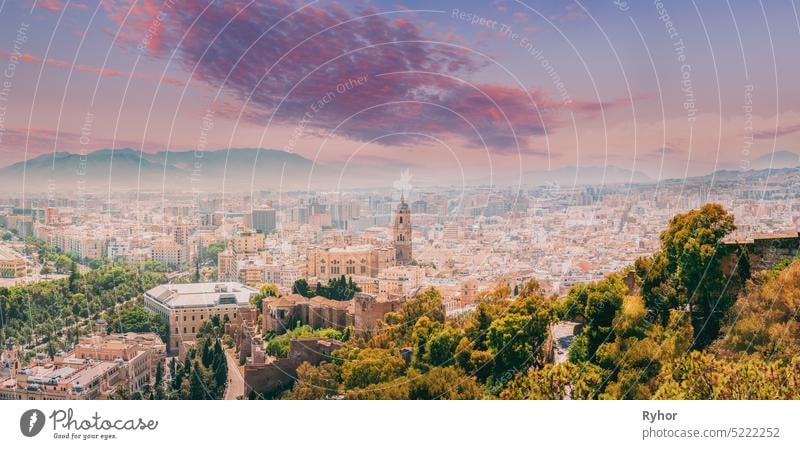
[750,150,800,170]
[0,148,337,194]
[3,147,797,194]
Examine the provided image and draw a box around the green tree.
[407,366,482,399]
[251,284,279,310]
[204,242,227,265]
[290,362,341,399]
[501,362,607,399]
[68,260,79,292]
[292,279,311,297]
[424,325,462,367]
[659,204,737,348]
[189,361,205,399]
[154,359,164,388]
[712,259,800,361]
[340,348,406,389]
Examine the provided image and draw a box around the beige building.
[231,228,266,255]
[306,245,395,280]
[152,239,188,267]
[218,247,236,281]
[0,331,165,400]
[264,262,305,290]
[34,224,110,261]
[144,282,257,353]
[0,244,26,278]
[72,332,165,393]
[377,265,423,298]
[237,256,266,287]
[1,359,122,400]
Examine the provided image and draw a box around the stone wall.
[243,338,343,397]
[722,233,800,276]
[263,293,400,336]
[353,293,402,335]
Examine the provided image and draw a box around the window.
[400,217,403,224]
[192,315,195,321]
[183,327,186,334]
[192,327,195,333]
[183,316,186,321]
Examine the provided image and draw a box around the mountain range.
[0,148,798,194]
[0,148,334,194]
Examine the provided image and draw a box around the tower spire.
[394,189,412,265]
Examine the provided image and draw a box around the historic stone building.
[393,194,412,264]
[262,292,402,336]
[242,338,343,397]
[306,244,395,280]
[721,232,800,275]
[144,282,257,353]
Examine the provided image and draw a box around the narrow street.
[223,348,244,400]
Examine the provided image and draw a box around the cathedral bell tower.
[393,193,412,265]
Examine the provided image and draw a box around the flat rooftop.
[0,244,24,261]
[145,282,257,309]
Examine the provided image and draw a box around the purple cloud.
[103,0,621,154]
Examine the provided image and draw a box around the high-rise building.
[252,208,276,233]
[172,223,190,245]
[393,194,412,265]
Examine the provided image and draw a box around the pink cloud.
[39,0,64,14]
[93,0,626,155]
[753,122,800,139]
[0,50,185,86]
[559,3,588,24]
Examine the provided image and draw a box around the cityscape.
[1,162,799,399]
[1,0,800,408]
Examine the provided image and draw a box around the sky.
[0,0,799,183]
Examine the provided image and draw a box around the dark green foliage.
[204,242,227,265]
[104,303,167,342]
[635,204,738,349]
[168,323,227,400]
[292,276,361,300]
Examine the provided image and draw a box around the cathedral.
[393,194,412,265]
